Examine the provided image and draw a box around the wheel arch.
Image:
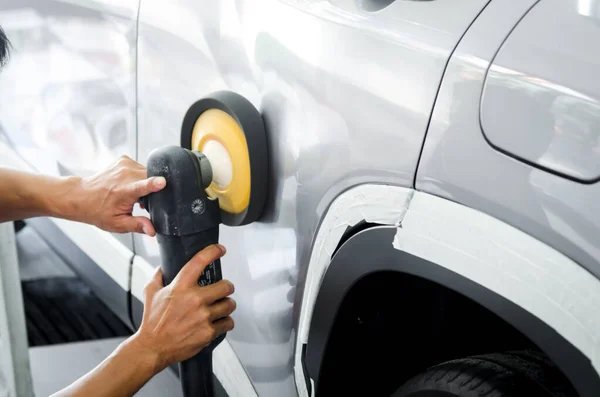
[294,187,600,397]
[304,225,600,397]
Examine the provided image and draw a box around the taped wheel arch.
[304,226,600,397]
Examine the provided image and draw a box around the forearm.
[0,168,81,223]
[51,334,162,397]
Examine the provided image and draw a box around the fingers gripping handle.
[156,231,222,287]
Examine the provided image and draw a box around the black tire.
[393,350,577,397]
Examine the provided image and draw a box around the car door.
[417,0,600,284]
[131,0,492,396]
[0,0,139,326]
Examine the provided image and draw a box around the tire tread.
[393,351,577,397]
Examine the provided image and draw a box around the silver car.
[1,0,599,396]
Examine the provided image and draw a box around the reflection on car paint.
[135,0,492,395]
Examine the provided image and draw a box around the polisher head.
[180,91,269,227]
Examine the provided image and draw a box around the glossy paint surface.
[0,0,138,250]
[481,0,600,182]
[10,0,600,395]
[134,0,489,395]
[417,0,600,282]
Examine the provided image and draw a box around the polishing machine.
[140,91,269,397]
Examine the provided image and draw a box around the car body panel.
[0,0,139,326]
[416,0,600,281]
[0,0,138,251]
[480,0,600,182]
[134,0,490,395]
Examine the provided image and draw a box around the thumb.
[129,176,166,199]
[177,245,226,286]
[143,266,164,302]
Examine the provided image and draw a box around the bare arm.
[51,245,236,397]
[0,155,166,235]
[52,336,162,397]
[0,169,81,223]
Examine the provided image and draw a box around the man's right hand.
[132,244,236,372]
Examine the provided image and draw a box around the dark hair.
[0,26,11,68]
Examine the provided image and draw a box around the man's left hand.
[72,155,166,236]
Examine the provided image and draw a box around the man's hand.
[132,244,236,371]
[72,155,166,236]
[0,156,164,230]
[51,245,236,397]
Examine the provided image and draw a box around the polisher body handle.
[144,145,225,397]
[157,230,224,397]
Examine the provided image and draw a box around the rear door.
[0,0,139,326]
[417,0,600,280]
[132,0,492,396]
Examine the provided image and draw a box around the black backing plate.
[181,91,269,227]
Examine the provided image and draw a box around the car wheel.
[393,350,576,397]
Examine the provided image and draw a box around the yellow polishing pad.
[191,109,251,215]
